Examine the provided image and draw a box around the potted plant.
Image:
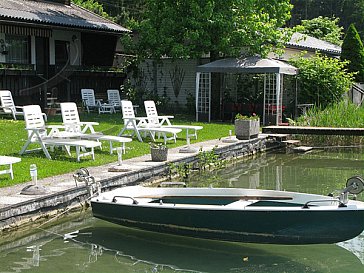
[234,113,260,140]
[150,142,168,162]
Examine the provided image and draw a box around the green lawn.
[0,113,233,187]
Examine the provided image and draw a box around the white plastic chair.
[61,102,131,154]
[0,90,23,120]
[61,102,99,134]
[81,89,115,114]
[144,100,203,139]
[118,100,181,144]
[107,89,121,112]
[20,105,101,161]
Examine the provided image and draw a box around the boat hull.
[91,200,364,245]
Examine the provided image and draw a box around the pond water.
[0,148,363,273]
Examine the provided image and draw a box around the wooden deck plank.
[262,126,364,136]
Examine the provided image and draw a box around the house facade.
[0,0,129,108]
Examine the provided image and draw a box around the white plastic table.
[0,156,21,180]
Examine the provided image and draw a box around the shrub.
[289,53,354,108]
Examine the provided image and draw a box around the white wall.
[49,30,81,65]
[268,48,316,61]
[135,59,200,106]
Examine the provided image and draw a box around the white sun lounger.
[60,102,132,154]
[144,100,203,139]
[0,90,24,120]
[118,100,181,144]
[20,105,101,161]
[0,155,21,180]
[81,88,115,114]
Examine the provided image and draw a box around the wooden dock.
[262,126,364,136]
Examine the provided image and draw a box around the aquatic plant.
[295,101,364,145]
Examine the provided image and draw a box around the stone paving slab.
[0,139,220,199]
[1,137,263,199]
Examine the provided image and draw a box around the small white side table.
[0,156,21,180]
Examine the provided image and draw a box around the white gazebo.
[195,56,298,125]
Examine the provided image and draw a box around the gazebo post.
[195,72,200,121]
[263,74,266,125]
[275,73,281,125]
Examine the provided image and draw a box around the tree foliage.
[289,53,354,107]
[91,0,146,26]
[290,0,364,39]
[341,24,364,82]
[293,16,343,45]
[124,0,292,61]
[72,0,112,20]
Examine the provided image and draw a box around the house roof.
[287,32,341,55]
[196,56,298,75]
[0,0,130,34]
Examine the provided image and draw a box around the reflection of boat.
[75,223,364,273]
[338,232,364,265]
[91,177,364,245]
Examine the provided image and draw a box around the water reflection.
[0,148,363,273]
[0,216,363,273]
[188,149,364,201]
[73,221,364,273]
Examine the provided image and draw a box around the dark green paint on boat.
[91,201,364,245]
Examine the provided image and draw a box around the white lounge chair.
[118,100,181,144]
[60,102,132,154]
[144,100,203,139]
[0,155,21,180]
[107,89,122,112]
[0,90,23,120]
[20,105,101,161]
[81,89,115,114]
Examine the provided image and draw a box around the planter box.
[235,118,260,140]
[151,147,168,162]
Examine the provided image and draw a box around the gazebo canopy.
[196,56,298,75]
[195,56,298,124]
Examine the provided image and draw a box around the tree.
[94,0,146,26]
[293,16,343,45]
[289,53,354,107]
[123,0,292,118]
[72,0,112,20]
[341,24,364,82]
[289,0,364,39]
[124,0,292,61]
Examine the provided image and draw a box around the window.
[5,35,29,64]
